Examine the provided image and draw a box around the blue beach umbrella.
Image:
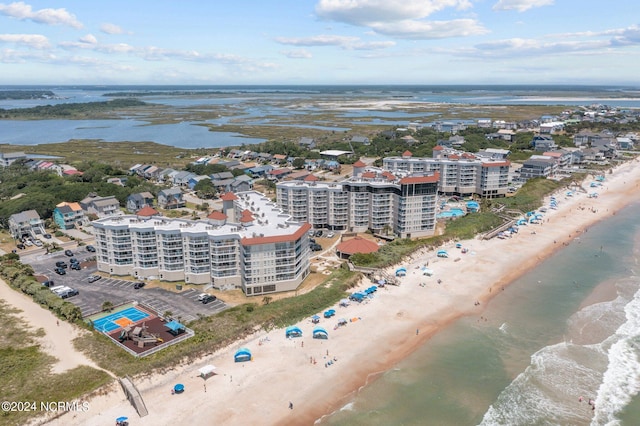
[116,417,128,423]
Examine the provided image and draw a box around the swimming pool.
[437,208,466,218]
[90,306,151,333]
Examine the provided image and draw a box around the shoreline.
[45,158,640,426]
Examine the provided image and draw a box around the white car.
[326,232,335,238]
[24,239,33,246]
[34,240,43,247]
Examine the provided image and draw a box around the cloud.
[100,23,126,35]
[0,33,49,49]
[314,0,484,39]
[280,49,313,59]
[0,2,83,29]
[492,0,554,12]
[315,0,472,25]
[275,34,395,50]
[370,19,488,39]
[0,47,53,62]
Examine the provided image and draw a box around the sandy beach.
[34,159,640,426]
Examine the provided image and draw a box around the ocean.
[319,201,640,426]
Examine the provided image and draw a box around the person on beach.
[289,401,293,410]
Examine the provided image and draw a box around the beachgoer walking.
[416,329,419,335]
[56,320,59,326]
[204,383,206,392]
[289,401,293,410]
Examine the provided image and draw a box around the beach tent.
[364,287,376,295]
[312,327,329,339]
[324,309,336,318]
[285,326,303,338]
[234,348,252,362]
[339,299,350,307]
[349,292,365,302]
[311,315,320,324]
[395,267,407,277]
[199,364,216,378]
[455,243,462,249]
[173,384,185,394]
[422,267,434,276]
[437,250,449,258]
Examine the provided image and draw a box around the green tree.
[101,301,114,312]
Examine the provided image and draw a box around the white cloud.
[100,23,126,35]
[0,33,49,49]
[492,0,554,12]
[315,0,472,25]
[275,34,394,50]
[79,34,97,45]
[281,49,313,59]
[0,2,83,29]
[370,19,488,39]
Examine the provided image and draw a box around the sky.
[0,0,639,86]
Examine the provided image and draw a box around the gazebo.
[336,237,379,259]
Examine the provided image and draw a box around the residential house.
[299,137,316,149]
[53,202,85,230]
[126,192,155,213]
[230,175,253,192]
[0,152,27,167]
[519,158,557,181]
[8,210,45,240]
[532,135,558,151]
[188,175,210,190]
[267,168,292,181]
[247,165,274,178]
[80,194,121,217]
[157,187,185,209]
[350,135,370,145]
[172,171,196,186]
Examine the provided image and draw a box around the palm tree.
[262,296,273,305]
[101,301,114,312]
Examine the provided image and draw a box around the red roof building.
[353,160,367,168]
[220,192,238,201]
[336,237,380,258]
[136,206,160,217]
[207,211,227,221]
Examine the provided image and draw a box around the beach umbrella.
[116,417,128,423]
[174,384,185,393]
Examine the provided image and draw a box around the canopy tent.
[199,364,216,379]
[234,348,252,362]
[173,384,184,394]
[349,292,365,302]
[311,315,320,324]
[437,250,449,258]
[324,309,336,318]
[339,298,350,307]
[422,267,434,276]
[312,326,328,339]
[285,326,303,338]
[395,267,407,276]
[165,320,186,335]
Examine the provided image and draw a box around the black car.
[42,280,54,288]
[201,295,217,304]
[70,263,81,270]
[55,261,68,268]
[69,258,79,264]
[133,282,145,289]
[86,245,96,252]
[64,250,74,257]
[54,267,66,275]
[311,243,322,251]
[16,243,25,250]
[314,230,323,237]
[43,233,52,239]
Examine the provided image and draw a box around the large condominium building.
[92,191,311,296]
[277,171,439,238]
[383,148,510,198]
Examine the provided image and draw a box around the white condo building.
[277,171,440,238]
[383,148,510,198]
[92,191,311,296]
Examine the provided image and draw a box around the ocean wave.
[592,288,640,425]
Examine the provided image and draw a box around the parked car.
[54,267,66,275]
[42,280,54,288]
[326,231,335,238]
[311,243,322,251]
[16,243,25,250]
[133,282,145,289]
[69,258,79,264]
[314,230,323,237]
[59,288,79,298]
[201,295,217,304]
[43,233,52,239]
[70,263,81,270]
[64,250,74,257]
[24,239,33,247]
[86,245,96,252]
[87,275,101,283]
[55,261,67,268]
[34,240,43,247]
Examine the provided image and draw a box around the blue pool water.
[91,306,150,333]
[438,208,466,218]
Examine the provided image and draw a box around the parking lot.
[22,249,227,324]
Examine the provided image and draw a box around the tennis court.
[89,305,152,333]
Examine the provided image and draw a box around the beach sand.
[40,159,640,426]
